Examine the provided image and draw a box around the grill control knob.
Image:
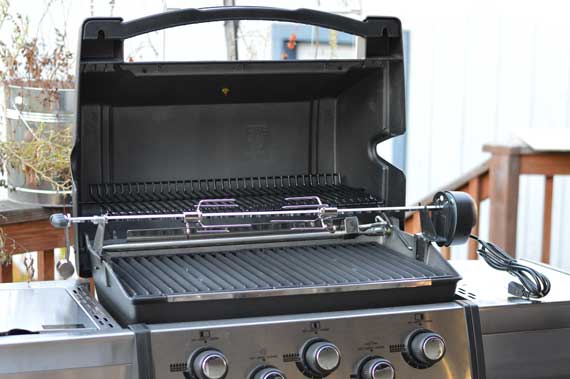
[303,340,341,376]
[250,366,287,379]
[359,357,395,379]
[408,331,446,366]
[189,349,228,379]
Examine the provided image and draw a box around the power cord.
[469,234,551,299]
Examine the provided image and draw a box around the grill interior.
[87,173,380,216]
[111,242,450,298]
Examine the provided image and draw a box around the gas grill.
[50,6,480,326]
[48,7,485,379]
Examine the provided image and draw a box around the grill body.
[74,7,461,326]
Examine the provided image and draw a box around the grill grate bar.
[202,254,262,289]
[114,259,159,295]
[125,258,175,294]
[240,249,314,286]
[87,173,380,216]
[148,256,198,293]
[91,174,343,202]
[356,247,421,278]
[224,253,290,288]
[308,245,382,282]
[358,245,437,277]
[135,257,187,293]
[263,248,324,286]
[162,256,211,292]
[328,244,399,280]
[111,242,449,298]
[181,255,232,290]
[277,246,349,284]
[110,265,140,295]
[191,255,249,290]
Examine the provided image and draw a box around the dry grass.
[1,122,73,192]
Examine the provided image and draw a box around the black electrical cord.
[469,234,551,299]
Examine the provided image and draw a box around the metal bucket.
[2,84,74,207]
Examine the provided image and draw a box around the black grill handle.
[82,6,400,41]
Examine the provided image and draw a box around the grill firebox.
[94,235,459,325]
[111,242,449,299]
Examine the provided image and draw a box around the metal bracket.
[93,223,106,255]
[183,199,252,235]
[84,235,102,266]
[274,196,337,232]
[419,209,447,245]
[344,217,360,235]
[415,234,430,261]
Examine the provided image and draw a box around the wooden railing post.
[440,246,451,260]
[0,261,13,283]
[517,149,570,263]
[467,176,482,259]
[37,249,55,281]
[542,176,554,263]
[484,145,521,257]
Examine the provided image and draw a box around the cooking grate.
[111,242,450,298]
[88,173,380,216]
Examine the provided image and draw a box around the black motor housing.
[431,191,477,246]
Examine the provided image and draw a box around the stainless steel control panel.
[148,302,473,379]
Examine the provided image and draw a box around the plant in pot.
[0,0,74,276]
[0,0,74,208]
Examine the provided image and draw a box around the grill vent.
[282,353,300,362]
[111,242,449,299]
[169,362,187,372]
[457,286,477,300]
[389,344,406,353]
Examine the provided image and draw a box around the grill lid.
[73,7,406,277]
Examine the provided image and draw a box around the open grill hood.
[73,7,406,277]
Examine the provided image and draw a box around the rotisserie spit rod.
[49,198,444,226]
[50,191,477,248]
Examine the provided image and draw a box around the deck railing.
[404,161,489,260]
[405,144,570,262]
[0,202,70,282]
